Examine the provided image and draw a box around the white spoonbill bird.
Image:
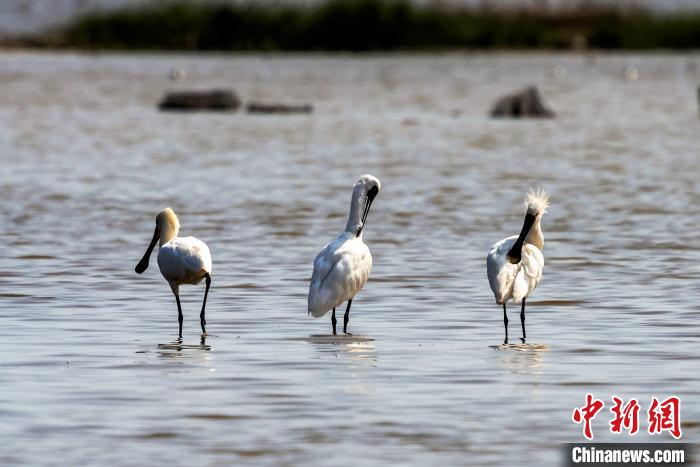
[308,175,381,335]
[486,188,549,344]
[135,208,212,337]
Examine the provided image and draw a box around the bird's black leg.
[175,293,183,338]
[343,299,352,335]
[503,304,508,344]
[200,274,211,335]
[520,298,526,343]
[331,308,337,335]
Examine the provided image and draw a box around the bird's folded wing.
[486,236,518,303]
[178,237,211,271]
[309,239,344,311]
[311,241,341,286]
[159,237,211,281]
[308,237,371,315]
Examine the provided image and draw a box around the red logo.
[609,396,640,435]
[572,393,605,440]
[572,394,682,440]
[648,396,682,439]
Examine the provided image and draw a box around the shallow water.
[0,51,699,465]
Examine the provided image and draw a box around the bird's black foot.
[520,337,526,343]
[503,338,509,345]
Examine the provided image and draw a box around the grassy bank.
[35,0,700,51]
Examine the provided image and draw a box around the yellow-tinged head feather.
[156,207,180,228]
[155,207,180,244]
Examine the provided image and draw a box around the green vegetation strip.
[34,0,700,51]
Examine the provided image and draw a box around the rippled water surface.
[1,51,699,465]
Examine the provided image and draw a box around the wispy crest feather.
[524,188,550,214]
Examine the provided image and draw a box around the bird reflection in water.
[305,334,377,363]
[490,342,548,374]
[157,335,212,362]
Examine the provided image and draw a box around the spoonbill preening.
[135,208,212,337]
[486,189,549,344]
[308,175,381,335]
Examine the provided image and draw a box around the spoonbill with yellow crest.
[487,189,549,344]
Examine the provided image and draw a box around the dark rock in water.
[158,90,240,111]
[490,86,555,118]
[246,102,313,114]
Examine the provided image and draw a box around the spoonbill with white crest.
[486,188,549,344]
[308,175,381,335]
[135,208,212,337]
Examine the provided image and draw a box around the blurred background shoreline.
[3,0,700,52]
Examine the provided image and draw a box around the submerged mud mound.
[491,86,555,118]
[158,90,241,111]
[246,102,313,114]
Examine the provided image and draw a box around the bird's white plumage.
[135,207,213,336]
[486,188,548,306]
[307,174,380,319]
[308,233,372,317]
[158,236,212,285]
[486,235,543,304]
